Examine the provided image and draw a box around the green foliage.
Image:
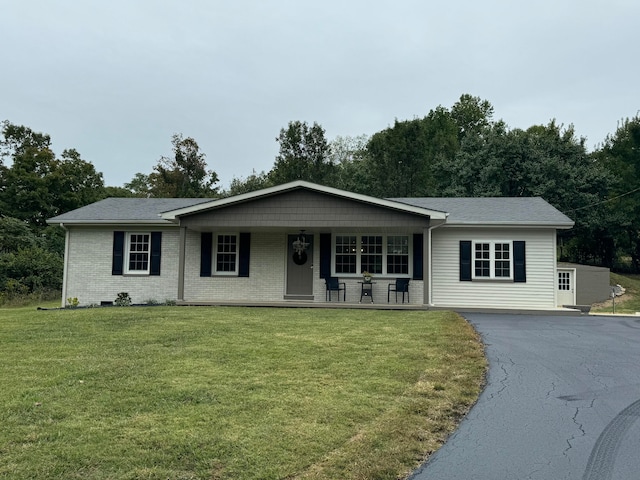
[0,121,105,227]
[66,297,80,308]
[269,120,332,185]
[365,105,460,197]
[595,116,640,271]
[148,134,219,198]
[114,292,131,306]
[226,170,273,196]
[0,246,63,293]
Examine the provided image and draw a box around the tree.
[595,115,640,271]
[269,121,332,185]
[123,173,153,197]
[366,106,459,197]
[434,121,616,265]
[147,134,218,198]
[0,122,105,227]
[450,93,495,139]
[225,170,272,196]
[325,135,370,193]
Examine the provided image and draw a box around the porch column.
[177,226,187,301]
[423,226,430,305]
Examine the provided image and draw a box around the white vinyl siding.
[432,227,557,309]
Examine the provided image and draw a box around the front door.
[286,234,314,299]
[557,269,576,306]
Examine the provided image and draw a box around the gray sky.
[2,0,638,190]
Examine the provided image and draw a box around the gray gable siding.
[180,190,431,229]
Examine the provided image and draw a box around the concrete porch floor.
[176,300,427,310]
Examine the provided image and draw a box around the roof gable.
[161,181,448,221]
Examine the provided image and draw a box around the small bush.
[114,292,131,307]
[66,297,80,308]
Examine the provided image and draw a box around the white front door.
[557,269,576,306]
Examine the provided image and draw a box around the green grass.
[591,273,640,314]
[0,306,486,480]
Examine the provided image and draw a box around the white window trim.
[472,240,513,280]
[213,232,239,276]
[331,234,412,277]
[124,232,151,275]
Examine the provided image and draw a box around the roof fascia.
[442,221,574,229]
[161,180,449,221]
[47,220,176,227]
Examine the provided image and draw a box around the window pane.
[386,236,409,274]
[128,234,150,271]
[335,236,357,274]
[216,235,237,272]
[494,243,511,277]
[474,243,490,277]
[361,236,382,274]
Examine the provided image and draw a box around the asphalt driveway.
[409,313,640,480]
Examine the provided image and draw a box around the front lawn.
[0,306,485,480]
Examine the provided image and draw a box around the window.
[334,234,410,276]
[461,240,525,282]
[126,233,150,274]
[473,241,512,279]
[335,235,357,274]
[558,271,571,290]
[215,234,238,274]
[200,232,250,277]
[387,236,409,274]
[361,236,383,274]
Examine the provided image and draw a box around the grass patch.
[0,306,486,480]
[591,273,640,314]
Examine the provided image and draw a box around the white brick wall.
[63,228,424,305]
[185,231,286,302]
[64,227,181,306]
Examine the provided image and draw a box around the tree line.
[1,94,639,301]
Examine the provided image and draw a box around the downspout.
[59,223,69,308]
[427,219,447,306]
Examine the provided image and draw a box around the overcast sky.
[2,0,638,189]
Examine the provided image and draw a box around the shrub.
[114,292,131,307]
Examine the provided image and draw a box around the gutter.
[59,223,69,308]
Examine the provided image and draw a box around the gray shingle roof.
[47,192,574,227]
[389,197,574,225]
[47,198,212,224]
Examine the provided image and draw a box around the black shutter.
[413,234,423,280]
[460,240,472,281]
[514,241,526,283]
[150,232,162,276]
[112,231,125,275]
[200,232,213,277]
[319,233,331,279]
[239,232,250,277]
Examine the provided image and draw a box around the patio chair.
[388,278,410,303]
[325,277,346,301]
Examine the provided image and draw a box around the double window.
[460,240,526,282]
[473,241,511,279]
[334,234,410,276]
